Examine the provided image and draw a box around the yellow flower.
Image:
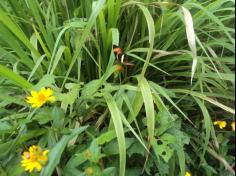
[85,167,94,176]
[84,150,92,159]
[26,87,55,108]
[231,122,235,132]
[21,145,49,173]
[214,121,227,129]
[185,172,191,176]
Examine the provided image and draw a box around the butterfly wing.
[113,46,134,66]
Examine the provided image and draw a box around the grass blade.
[138,76,155,143]
[0,64,33,89]
[63,0,106,87]
[0,8,41,58]
[104,93,126,176]
[137,4,155,76]
[181,6,197,85]
[194,98,212,157]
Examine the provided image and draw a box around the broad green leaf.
[102,167,117,176]
[152,140,174,163]
[87,140,101,163]
[33,74,55,91]
[0,122,12,132]
[52,106,65,130]
[33,108,52,125]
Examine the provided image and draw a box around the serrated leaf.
[152,140,174,163]
[128,141,146,157]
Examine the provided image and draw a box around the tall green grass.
[0,0,235,176]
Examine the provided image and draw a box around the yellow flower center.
[38,93,46,102]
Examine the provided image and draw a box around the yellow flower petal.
[185,172,191,176]
[31,91,38,97]
[36,163,42,172]
[48,96,56,103]
[44,88,53,97]
[43,150,49,156]
[40,87,46,92]
[214,121,227,129]
[232,122,235,132]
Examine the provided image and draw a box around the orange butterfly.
[113,46,134,66]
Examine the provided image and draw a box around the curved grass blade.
[181,6,197,85]
[194,97,212,157]
[150,82,194,125]
[28,54,46,81]
[137,4,155,76]
[50,46,66,75]
[104,93,126,176]
[138,76,155,143]
[172,89,235,115]
[0,64,33,89]
[120,112,149,153]
[0,8,41,58]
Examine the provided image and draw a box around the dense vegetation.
[0,0,235,176]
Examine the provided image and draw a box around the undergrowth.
[0,0,235,176]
